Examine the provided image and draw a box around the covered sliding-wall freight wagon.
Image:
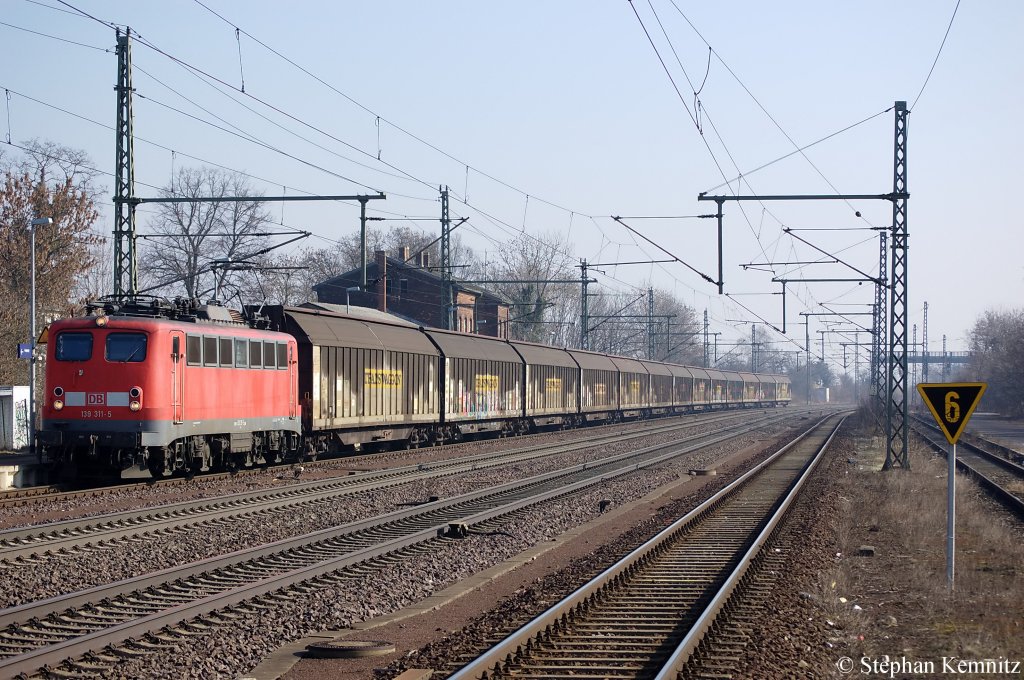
[642,360,675,416]
[566,349,619,422]
[508,340,579,428]
[421,328,522,437]
[284,307,441,449]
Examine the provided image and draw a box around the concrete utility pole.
[29,217,51,461]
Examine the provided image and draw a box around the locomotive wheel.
[147,457,166,478]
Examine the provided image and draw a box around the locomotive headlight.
[53,386,64,397]
[95,315,109,327]
[129,386,142,399]
[129,400,141,412]
[53,399,64,411]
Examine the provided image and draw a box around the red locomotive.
[40,298,791,481]
[40,298,301,478]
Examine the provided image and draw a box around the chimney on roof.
[398,246,410,262]
[375,250,387,312]
[419,251,430,269]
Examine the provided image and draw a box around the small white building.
[0,386,30,451]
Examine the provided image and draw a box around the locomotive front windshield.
[55,332,93,361]
[106,332,148,362]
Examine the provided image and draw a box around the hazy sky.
[2,1,1020,373]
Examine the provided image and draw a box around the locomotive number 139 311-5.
[80,410,113,419]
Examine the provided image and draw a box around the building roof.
[312,255,512,305]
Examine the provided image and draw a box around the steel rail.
[1,407,758,511]
[654,414,846,679]
[1,412,782,627]
[0,410,797,677]
[0,412,763,561]
[0,485,65,508]
[910,416,1024,519]
[447,414,845,680]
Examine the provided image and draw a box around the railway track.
[0,485,66,509]
[0,410,797,563]
[911,414,1024,519]
[0,410,807,678]
[0,409,763,511]
[444,413,846,680]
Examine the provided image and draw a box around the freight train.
[39,297,791,479]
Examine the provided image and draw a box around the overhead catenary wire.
[27,1,862,355]
[23,0,725,329]
[910,0,961,110]
[190,0,583,219]
[637,1,888,343]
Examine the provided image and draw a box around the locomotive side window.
[203,336,219,366]
[186,335,202,365]
[250,339,262,368]
[277,342,288,370]
[106,332,147,362]
[263,341,277,369]
[219,338,233,367]
[234,339,248,367]
[55,332,93,361]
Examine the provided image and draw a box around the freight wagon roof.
[721,370,743,382]
[507,341,577,367]
[689,367,711,380]
[666,364,694,379]
[705,369,726,381]
[639,360,674,377]
[739,372,758,382]
[609,356,648,374]
[284,307,437,355]
[564,349,618,371]
[299,302,420,327]
[423,329,521,362]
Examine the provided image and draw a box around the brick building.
[312,248,511,338]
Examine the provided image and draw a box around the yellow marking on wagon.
[475,374,499,391]
[364,368,403,388]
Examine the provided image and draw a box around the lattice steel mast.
[884,101,910,470]
[440,186,453,330]
[871,230,888,415]
[113,28,138,299]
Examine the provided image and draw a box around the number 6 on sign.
[918,383,987,445]
[944,391,960,423]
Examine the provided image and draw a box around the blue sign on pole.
[18,343,32,360]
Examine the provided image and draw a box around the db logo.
[87,393,105,405]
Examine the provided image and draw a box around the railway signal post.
[916,382,987,591]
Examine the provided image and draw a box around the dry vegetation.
[816,434,1024,668]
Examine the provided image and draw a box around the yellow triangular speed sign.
[916,382,987,445]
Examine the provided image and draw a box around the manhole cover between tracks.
[305,640,396,659]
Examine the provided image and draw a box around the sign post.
[916,382,987,591]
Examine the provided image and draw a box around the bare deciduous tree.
[478,231,577,344]
[968,309,1024,416]
[141,167,271,300]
